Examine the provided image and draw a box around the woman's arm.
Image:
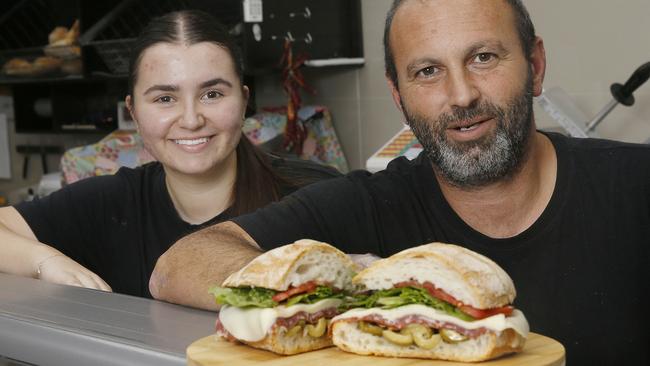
[0,206,111,291]
[150,221,262,310]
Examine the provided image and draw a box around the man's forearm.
[150,221,262,310]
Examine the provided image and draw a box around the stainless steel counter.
[0,273,216,366]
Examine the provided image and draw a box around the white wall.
[525,0,650,142]
[256,0,650,170]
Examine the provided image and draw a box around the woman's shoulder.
[58,161,165,200]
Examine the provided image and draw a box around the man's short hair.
[384,0,536,88]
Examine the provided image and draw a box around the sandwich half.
[210,239,359,355]
[331,243,529,362]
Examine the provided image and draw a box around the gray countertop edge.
[0,312,186,366]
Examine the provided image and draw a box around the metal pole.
[585,98,619,132]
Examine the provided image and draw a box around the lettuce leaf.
[344,287,474,322]
[285,286,344,306]
[209,286,278,308]
[209,285,343,308]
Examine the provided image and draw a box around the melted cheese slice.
[219,298,343,342]
[331,305,529,338]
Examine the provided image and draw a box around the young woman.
[0,10,339,297]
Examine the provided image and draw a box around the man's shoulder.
[547,132,650,187]
[385,151,430,172]
[548,131,650,155]
[366,151,432,183]
[327,152,433,198]
[548,132,650,165]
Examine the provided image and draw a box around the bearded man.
[151,1,650,364]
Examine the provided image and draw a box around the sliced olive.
[413,333,441,350]
[439,328,468,343]
[306,317,328,338]
[358,321,384,336]
[400,324,432,337]
[398,324,440,350]
[286,324,302,337]
[286,320,305,337]
[382,329,413,346]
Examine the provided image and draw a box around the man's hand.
[150,221,262,310]
[37,254,112,292]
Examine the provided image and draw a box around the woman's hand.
[37,254,112,292]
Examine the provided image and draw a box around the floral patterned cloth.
[243,105,349,172]
[61,105,348,184]
[61,130,154,184]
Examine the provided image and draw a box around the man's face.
[388,0,544,187]
[405,70,534,187]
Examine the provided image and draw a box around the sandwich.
[210,239,359,355]
[330,243,529,362]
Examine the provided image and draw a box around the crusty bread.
[32,56,62,74]
[354,243,515,309]
[236,324,333,355]
[222,239,359,291]
[45,20,81,60]
[331,320,525,362]
[3,58,32,75]
[48,26,68,44]
[49,20,80,47]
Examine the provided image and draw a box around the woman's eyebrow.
[142,78,233,95]
[199,78,233,89]
[143,84,178,95]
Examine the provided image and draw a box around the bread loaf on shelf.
[44,19,81,59]
[32,56,63,74]
[3,58,33,76]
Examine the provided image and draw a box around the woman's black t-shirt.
[15,156,341,298]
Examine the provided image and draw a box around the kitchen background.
[1,0,649,205]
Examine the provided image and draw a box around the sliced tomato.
[394,281,461,306]
[459,304,514,319]
[395,280,513,320]
[421,282,461,306]
[272,281,318,303]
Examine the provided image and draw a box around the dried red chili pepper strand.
[278,39,315,155]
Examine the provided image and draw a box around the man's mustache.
[436,101,501,128]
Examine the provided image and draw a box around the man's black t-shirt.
[233,132,650,364]
[15,156,340,298]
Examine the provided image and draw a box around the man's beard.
[403,73,534,189]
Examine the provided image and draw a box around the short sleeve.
[231,172,382,255]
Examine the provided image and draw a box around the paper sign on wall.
[0,114,10,179]
[243,0,263,22]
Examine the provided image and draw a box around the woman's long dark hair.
[128,10,286,216]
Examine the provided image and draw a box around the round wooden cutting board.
[187,332,565,366]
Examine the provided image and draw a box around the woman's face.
[128,42,248,176]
